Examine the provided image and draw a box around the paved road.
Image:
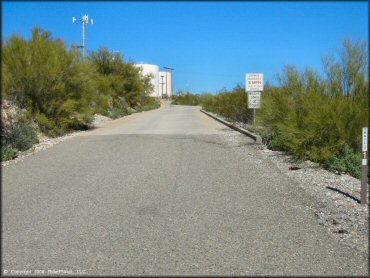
[2,104,368,276]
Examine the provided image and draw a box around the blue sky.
[2,1,368,94]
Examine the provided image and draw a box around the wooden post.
[361,127,368,205]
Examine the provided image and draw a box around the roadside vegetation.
[1,27,159,161]
[172,93,201,106]
[173,39,368,178]
[2,120,39,161]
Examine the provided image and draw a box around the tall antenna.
[72,14,94,58]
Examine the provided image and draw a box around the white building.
[134,63,174,98]
[134,63,160,98]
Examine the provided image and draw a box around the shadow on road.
[326,186,361,204]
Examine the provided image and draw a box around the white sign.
[248,91,261,109]
[363,127,368,152]
[246,73,264,92]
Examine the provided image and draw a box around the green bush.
[2,28,154,137]
[137,97,160,112]
[256,39,368,179]
[200,86,252,124]
[172,93,200,105]
[108,106,127,119]
[34,112,59,137]
[327,146,362,178]
[136,103,161,112]
[140,102,160,111]
[6,122,38,151]
[1,145,18,161]
[2,27,96,136]
[89,47,154,109]
[266,131,290,152]
[63,111,93,131]
[197,39,368,179]
[200,93,216,112]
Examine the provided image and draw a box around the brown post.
[361,160,368,205]
[160,76,164,98]
[361,127,368,205]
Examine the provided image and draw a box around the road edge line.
[200,109,262,144]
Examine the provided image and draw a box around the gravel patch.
[209,113,369,255]
[92,114,113,127]
[255,146,368,255]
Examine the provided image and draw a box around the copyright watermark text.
[3,269,87,276]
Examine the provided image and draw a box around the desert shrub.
[262,130,290,152]
[172,93,201,105]
[257,39,368,178]
[1,145,18,161]
[89,47,153,110]
[200,86,252,124]
[199,93,216,112]
[137,97,160,112]
[2,27,96,136]
[327,145,362,178]
[108,106,127,119]
[2,28,153,137]
[198,39,368,179]
[34,112,58,136]
[5,121,38,151]
[1,117,38,160]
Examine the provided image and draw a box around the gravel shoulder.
[255,145,369,256]
[203,111,369,256]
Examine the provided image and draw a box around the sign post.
[254,108,255,126]
[361,127,368,205]
[247,91,261,125]
[246,73,263,126]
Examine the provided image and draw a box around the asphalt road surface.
[2,104,368,276]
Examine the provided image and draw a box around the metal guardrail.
[200,109,262,144]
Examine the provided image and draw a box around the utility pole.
[72,14,93,58]
[160,76,165,98]
[165,70,168,98]
[164,66,174,98]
